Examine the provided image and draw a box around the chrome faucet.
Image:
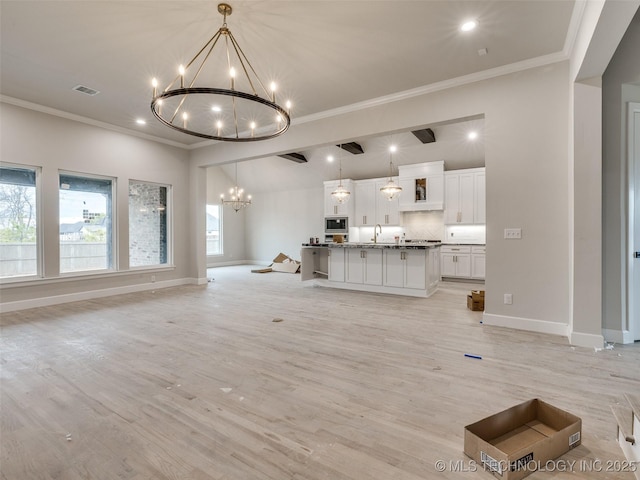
[373,224,382,243]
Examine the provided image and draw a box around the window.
[129,181,169,267]
[206,204,222,255]
[0,164,39,278]
[59,173,114,273]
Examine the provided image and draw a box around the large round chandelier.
[151,3,291,142]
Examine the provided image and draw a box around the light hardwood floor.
[1,266,639,479]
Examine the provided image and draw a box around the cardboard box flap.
[269,252,301,273]
[491,425,547,455]
[466,399,539,440]
[272,252,290,263]
[535,400,581,430]
[526,419,558,437]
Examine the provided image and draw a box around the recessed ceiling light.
[212,105,222,112]
[136,119,146,125]
[327,155,334,162]
[460,20,477,32]
[468,131,478,140]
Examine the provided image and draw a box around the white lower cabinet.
[346,248,383,285]
[318,246,439,297]
[328,248,345,282]
[471,246,486,279]
[383,250,426,290]
[440,245,471,278]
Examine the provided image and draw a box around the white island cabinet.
[346,248,383,285]
[303,244,440,298]
[327,247,345,282]
[383,249,426,290]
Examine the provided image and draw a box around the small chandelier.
[330,147,351,204]
[380,145,402,201]
[220,163,251,212]
[151,3,291,142]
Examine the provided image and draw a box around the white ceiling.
[1,1,578,190]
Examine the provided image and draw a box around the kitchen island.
[301,242,440,298]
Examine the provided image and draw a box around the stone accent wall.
[129,182,167,267]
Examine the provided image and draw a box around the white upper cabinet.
[444,167,485,225]
[398,161,444,211]
[375,179,400,226]
[354,180,377,226]
[324,180,355,217]
[354,178,400,226]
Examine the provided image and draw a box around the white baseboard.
[207,260,251,268]
[0,277,199,313]
[482,313,569,337]
[603,328,635,345]
[569,331,605,349]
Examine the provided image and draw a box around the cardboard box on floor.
[464,399,582,480]
[270,253,300,273]
[468,290,485,311]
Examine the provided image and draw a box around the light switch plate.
[504,228,522,239]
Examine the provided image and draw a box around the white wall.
[244,186,324,264]
[602,9,640,337]
[0,102,192,307]
[206,166,247,266]
[193,61,573,334]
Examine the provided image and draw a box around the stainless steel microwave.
[325,217,348,233]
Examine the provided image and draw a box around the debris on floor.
[272,318,284,323]
[252,253,301,274]
[595,343,615,352]
[464,353,482,360]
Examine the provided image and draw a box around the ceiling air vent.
[72,85,100,96]
[278,152,308,163]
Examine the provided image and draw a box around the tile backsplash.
[350,211,486,244]
[402,211,446,240]
[443,224,486,244]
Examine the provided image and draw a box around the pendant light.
[331,146,351,204]
[380,145,402,201]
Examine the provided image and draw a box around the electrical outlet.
[504,293,513,305]
[504,228,522,239]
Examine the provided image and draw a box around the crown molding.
[0,95,189,149]
[3,49,569,152]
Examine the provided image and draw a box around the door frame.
[628,102,640,341]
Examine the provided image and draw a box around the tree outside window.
[0,165,38,278]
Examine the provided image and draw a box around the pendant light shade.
[331,146,351,204]
[380,145,402,201]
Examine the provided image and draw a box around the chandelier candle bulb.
[152,78,158,98]
[179,65,185,88]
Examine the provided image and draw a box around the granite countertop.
[302,242,442,249]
